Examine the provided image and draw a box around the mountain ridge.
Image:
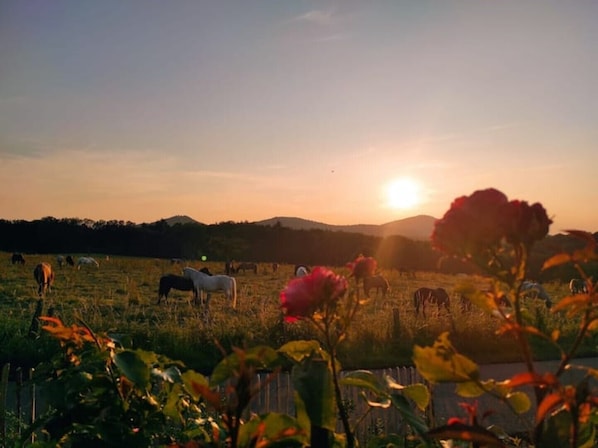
[252,215,437,240]
[158,214,437,241]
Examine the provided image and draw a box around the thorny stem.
[324,324,354,448]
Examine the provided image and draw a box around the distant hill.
[253,215,437,241]
[161,215,203,226]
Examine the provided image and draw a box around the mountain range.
[161,214,437,241]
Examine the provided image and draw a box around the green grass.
[0,252,593,374]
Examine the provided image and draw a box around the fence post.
[28,299,44,339]
[29,368,36,444]
[0,363,10,446]
[16,367,22,438]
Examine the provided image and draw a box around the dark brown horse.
[234,262,258,274]
[12,253,25,265]
[414,287,450,318]
[157,274,196,304]
[33,262,54,297]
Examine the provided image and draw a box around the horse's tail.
[231,277,237,308]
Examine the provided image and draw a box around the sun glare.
[385,177,421,210]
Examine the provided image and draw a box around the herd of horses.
[9,252,592,318]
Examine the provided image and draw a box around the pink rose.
[280,266,348,322]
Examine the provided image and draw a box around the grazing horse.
[569,278,588,295]
[66,255,75,266]
[11,253,25,265]
[521,281,552,308]
[183,267,237,309]
[77,257,99,269]
[414,287,450,318]
[363,274,390,298]
[235,262,258,274]
[33,262,54,297]
[199,267,213,276]
[56,255,65,268]
[347,256,377,293]
[225,260,234,275]
[157,274,196,304]
[294,264,310,277]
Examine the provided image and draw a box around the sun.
[385,177,422,210]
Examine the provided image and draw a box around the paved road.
[431,357,598,433]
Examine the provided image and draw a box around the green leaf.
[340,370,387,396]
[291,357,336,431]
[210,345,280,385]
[181,369,209,401]
[456,380,486,398]
[413,332,479,383]
[401,384,430,411]
[163,383,184,421]
[506,391,531,414]
[278,340,327,363]
[237,412,307,447]
[114,350,150,388]
[152,365,182,383]
[389,394,429,437]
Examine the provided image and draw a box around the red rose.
[503,200,552,247]
[432,188,509,258]
[347,256,377,279]
[280,266,348,322]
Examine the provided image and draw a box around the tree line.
[0,217,595,281]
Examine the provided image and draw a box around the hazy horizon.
[2,1,596,234]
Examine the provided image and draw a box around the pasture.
[0,251,592,374]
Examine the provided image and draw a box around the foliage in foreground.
[9,188,598,447]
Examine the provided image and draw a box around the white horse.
[77,256,99,270]
[569,278,588,295]
[294,265,310,277]
[182,267,237,309]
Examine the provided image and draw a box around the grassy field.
[0,251,594,374]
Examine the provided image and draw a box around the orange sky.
[1,2,597,234]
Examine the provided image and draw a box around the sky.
[1,1,597,234]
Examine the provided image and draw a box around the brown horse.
[363,274,390,298]
[33,262,54,297]
[414,287,450,318]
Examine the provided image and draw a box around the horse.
[33,262,54,297]
[569,278,588,295]
[225,260,235,275]
[234,262,258,274]
[520,281,552,308]
[182,267,237,309]
[77,257,99,269]
[294,265,310,277]
[157,274,196,304]
[414,287,450,318]
[11,253,25,265]
[199,266,213,276]
[363,274,390,298]
[56,255,65,268]
[66,255,75,266]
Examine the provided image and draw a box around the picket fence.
[0,363,426,445]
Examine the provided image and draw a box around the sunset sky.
[1,1,597,234]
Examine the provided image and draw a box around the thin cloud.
[292,9,337,26]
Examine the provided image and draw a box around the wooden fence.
[0,363,425,446]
